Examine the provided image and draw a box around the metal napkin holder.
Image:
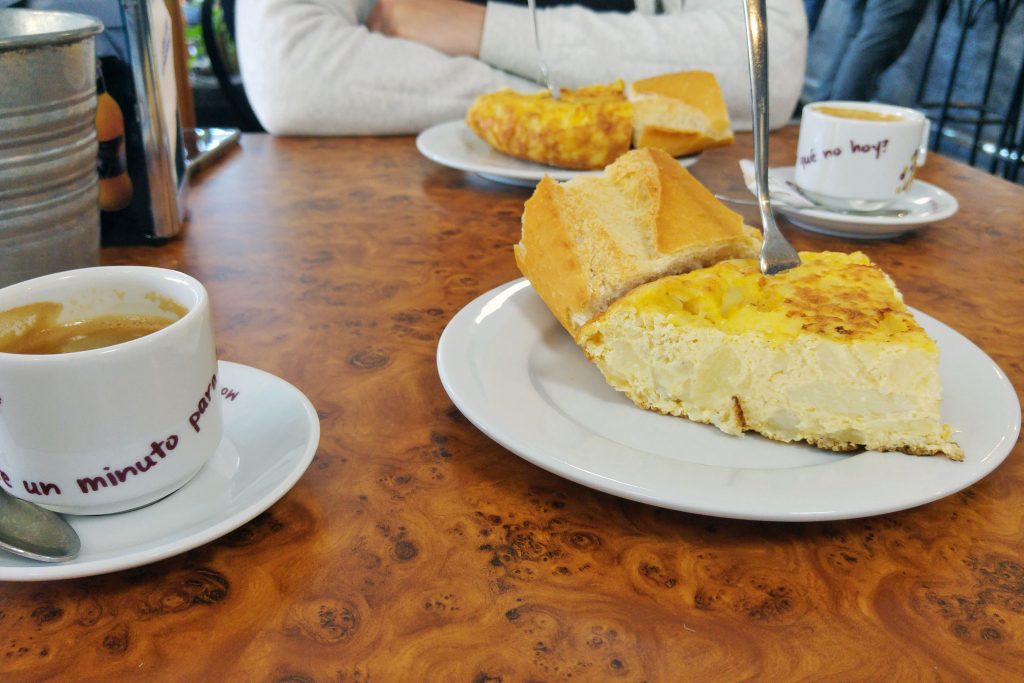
[16,0,188,244]
[118,0,186,243]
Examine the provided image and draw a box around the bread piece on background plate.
[465,81,633,170]
[577,251,963,460]
[514,147,762,337]
[628,71,735,157]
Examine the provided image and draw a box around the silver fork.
[528,0,559,99]
[743,0,800,275]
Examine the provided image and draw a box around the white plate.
[416,120,700,186]
[437,280,1020,522]
[0,361,320,581]
[768,166,959,239]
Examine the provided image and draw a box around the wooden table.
[2,128,1021,680]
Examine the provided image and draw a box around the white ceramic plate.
[437,280,1020,522]
[416,120,700,186]
[0,361,320,581]
[767,166,959,239]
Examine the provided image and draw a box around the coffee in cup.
[0,301,186,354]
[794,101,930,211]
[0,266,222,515]
[812,106,904,122]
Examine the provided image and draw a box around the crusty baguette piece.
[514,147,761,336]
[465,81,633,170]
[628,71,735,157]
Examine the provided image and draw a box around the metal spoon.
[714,193,911,218]
[0,487,80,562]
[527,0,559,99]
[742,0,800,275]
[782,180,913,216]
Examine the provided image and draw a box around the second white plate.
[416,120,700,186]
[437,280,1019,522]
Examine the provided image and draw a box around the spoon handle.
[0,488,80,563]
[714,194,911,218]
[742,0,800,275]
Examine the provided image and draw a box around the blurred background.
[804,0,1023,182]
[2,0,1021,182]
[182,0,1022,181]
[181,0,260,133]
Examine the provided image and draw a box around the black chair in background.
[915,0,1023,181]
[201,0,263,132]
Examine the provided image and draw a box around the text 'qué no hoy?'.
[799,138,891,169]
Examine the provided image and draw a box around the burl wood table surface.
[1,128,1021,681]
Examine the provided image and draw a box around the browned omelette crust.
[621,251,931,346]
[465,82,633,170]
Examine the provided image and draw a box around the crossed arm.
[366,0,487,57]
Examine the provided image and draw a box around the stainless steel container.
[0,9,103,289]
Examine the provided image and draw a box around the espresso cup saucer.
[763,166,959,240]
[0,361,320,582]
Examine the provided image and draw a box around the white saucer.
[437,280,1020,522]
[416,120,700,186]
[0,361,320,581]
[767,167,959,239]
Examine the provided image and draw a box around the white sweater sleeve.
[236,0,807,136]
[480,0,808,131]
[237,0,537,135]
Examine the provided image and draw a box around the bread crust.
[629,71,735,157]
[515,148,761,336]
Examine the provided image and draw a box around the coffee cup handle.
[918,118,931,166]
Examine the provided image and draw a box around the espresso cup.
[794,101,931,211]
[0,266,222,515]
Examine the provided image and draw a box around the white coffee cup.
[794,101,931,211]
[0,266,222,515]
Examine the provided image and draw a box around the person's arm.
[236,0,535,135]
[479,0,808,130]
[366,0,486,57]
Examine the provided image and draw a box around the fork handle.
[743,0,771,223]
[528,0,559,98]
[742,0,801,275]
